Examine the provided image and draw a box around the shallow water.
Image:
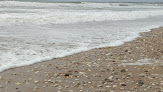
[0,1,163,72]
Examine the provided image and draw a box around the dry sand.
[0,27,162,92]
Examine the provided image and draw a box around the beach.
[0,27,162,92]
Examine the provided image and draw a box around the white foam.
[0,10,163,26]
[0,1,163,26]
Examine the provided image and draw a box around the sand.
[0,27,162,92]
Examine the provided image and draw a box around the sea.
[0,0,163,72]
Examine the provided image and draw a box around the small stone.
[104,76,114,82]
[125,50,128,52]
[65,73,72,77]
[34,80,39,84]
[52,84,58,87]
[54,73,59,77]
[121,84,126,86]
[15,82,21,85]
[112,61,116,62]
[113,72,118,75]
[139,74,145,77]
[120,88,125,90]
[34,71,39,74]
[113,85,117,88]
[108,76,113,80]
[0,85,3,88]
[121,69,126,73]
[138,80,144,86]
[98,85,103,87]
[106,85,111,88]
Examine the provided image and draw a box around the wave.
[0,0,83,3]
[0,1,163,26]
[0,10,163,26]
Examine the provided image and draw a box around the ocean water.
[0,1,163,72]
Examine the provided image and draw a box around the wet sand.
[0,27,162,92]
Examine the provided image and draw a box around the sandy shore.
[0,27,163,92]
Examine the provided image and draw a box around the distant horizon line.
[2,0,163,3]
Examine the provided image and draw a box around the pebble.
[108,76,113,80]
[34,80,39,84]
[137,80,144,86]
[0,85,3,88]
[121,83,127,86]
[139,74,146,77]
[15,82,21,85]
[121,69,126,72]
[65,73,72,77]
[98,85,103,87]
[104,78,113,82]
[106,85,111,88]
[120,88,125,90]
[113,85,117,88]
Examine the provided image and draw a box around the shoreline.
[0,27,162,92]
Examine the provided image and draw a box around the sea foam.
[0,1,163,26]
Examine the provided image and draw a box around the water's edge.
[1,26,161,73]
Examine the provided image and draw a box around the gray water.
[1,0,163,3]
